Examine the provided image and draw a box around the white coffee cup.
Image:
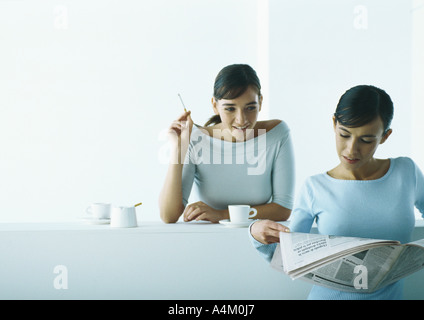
[86,203,111,219]
[228,205,257,223]
[110,206,138,228]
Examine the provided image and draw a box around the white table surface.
[0,220,422,300]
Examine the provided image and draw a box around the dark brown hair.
[204,64,262,127]
[334,85,394,134]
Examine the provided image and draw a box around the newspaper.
[270,232,424,293]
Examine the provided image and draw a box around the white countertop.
[0,219,423,299]
[0,219,421,232]
[0,220,289,233]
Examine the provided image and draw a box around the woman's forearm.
[159,143,187,223]
[159,112,193,223]
[159,162,185,223]
[251,202,291,221]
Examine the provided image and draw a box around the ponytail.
[204,114,221,127]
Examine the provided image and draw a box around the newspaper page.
[279,232,397,277]
[377,243,424,289]
[301,245,405,292]
[270,232,424,293]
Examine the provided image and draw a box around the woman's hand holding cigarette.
[168,111,193,163]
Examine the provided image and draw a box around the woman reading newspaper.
[249,85,424,300]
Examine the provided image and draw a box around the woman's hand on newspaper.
[250,219,290,244]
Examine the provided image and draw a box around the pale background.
[0,0,423,222]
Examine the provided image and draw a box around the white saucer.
[81,217,110,225]
[219,219,253,228]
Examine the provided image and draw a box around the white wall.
[269,0,413,186]
[412,0,424,171]
[0,0,421,222]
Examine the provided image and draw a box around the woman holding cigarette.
[159,64,295,223]
[250,85,424,300]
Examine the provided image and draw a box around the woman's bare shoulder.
[256,119,282,132]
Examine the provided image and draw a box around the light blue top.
[250,157,424,300]
[182,121,295,210]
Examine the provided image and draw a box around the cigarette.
[178,93,188,112]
